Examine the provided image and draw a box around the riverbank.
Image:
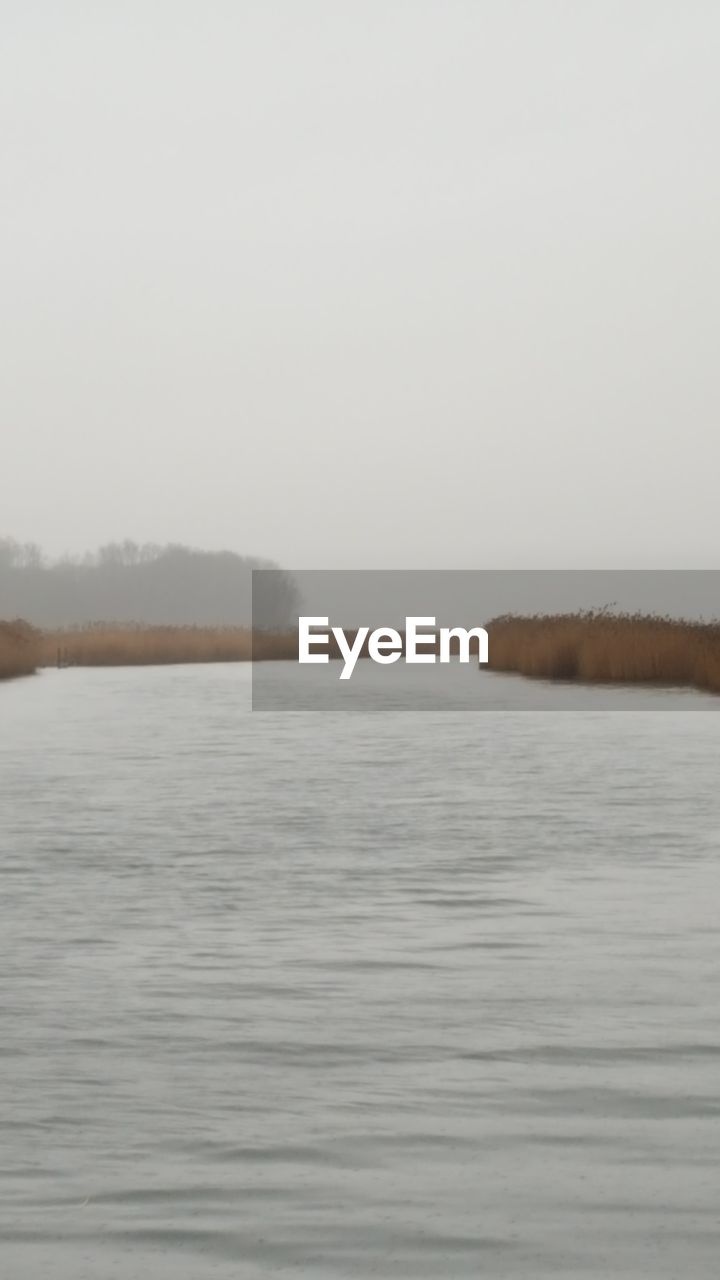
[2,623,348,672]
[40,625,285,667]
[38,625,484,668]
[0,621,41,680]
[485,612,720,694]
[3,615,720,695]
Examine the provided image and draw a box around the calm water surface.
[1,664,720,1278]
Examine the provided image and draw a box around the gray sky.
[3,1,719,568]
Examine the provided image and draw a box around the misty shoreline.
[3,615,720,696]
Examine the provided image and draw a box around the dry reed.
[40,624,259,667]
[9,615,720,695]
[485,611,720,694]
[37,625,480,668]
[0,621,41,680]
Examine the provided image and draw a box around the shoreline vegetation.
[485,612,720,695]
[1,613,719,695]
[0,621,42,681]
[15,625,482,672]
[0,539,297,628]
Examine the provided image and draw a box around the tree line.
[0,539,298,628]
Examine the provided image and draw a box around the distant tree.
[0,537,21,569]
[96,543,125,567]
[0,538,44,570]
[251,567,300,630]
[17,542,44,569]
[0,536,296,627]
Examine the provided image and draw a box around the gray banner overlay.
[251,570,720,712]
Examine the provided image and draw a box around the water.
[2,664,720,1278]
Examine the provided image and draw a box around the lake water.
[2,664,720,1278]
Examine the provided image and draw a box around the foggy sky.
[3,1,719,569]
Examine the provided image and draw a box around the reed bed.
[9,615,720,696]
[0,621,41,680]
[37,625,480,668]
[485,612,720,694]
[40,626,406,667]
[40,624,262,667]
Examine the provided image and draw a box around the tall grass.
[41,624,258,667]
[0,621,41,680]
[40,626,402,666]
[485,612,720,694]
[38,624,478,667]
[8,615,720,695]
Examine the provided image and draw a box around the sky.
[2,0,719,569]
